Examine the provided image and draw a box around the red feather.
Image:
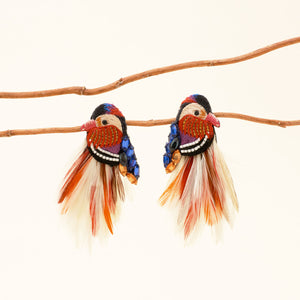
[89,184,97,236]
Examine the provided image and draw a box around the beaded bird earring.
[160,95,238,239]
[58,103,139,241]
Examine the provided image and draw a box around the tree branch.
[0,113,300,137]
[0,36,299,99]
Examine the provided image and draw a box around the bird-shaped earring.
[58,103,139,241]
[159,94,238,239]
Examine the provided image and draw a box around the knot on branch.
[80,87,87,95]
[116,78,124,87]
[277,121,286,128]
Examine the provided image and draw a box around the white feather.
[160,139,238,241]
[60,151,125,246]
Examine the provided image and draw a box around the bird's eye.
[194,110,200,116]
[102,120,108,125]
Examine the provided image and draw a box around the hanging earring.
[58,103,139,240]
[159,94,238,239]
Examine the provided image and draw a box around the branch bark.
[0,36,299,99]
[0,113,300,137]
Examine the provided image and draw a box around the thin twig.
[0,113,300,137]
[0,36,299,99]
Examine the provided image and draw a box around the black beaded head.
[91,103,127,136]
[176,94,212,122]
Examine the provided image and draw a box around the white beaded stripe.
[180,135,208,154]
[90,144,119,162]
[96,146,119,158]
[179,138,200,149]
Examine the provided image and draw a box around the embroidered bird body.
[58,103,139,241]
[160,94,238,239]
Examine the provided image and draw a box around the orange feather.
[58,148,91,205]
[100,164,113,234]
[89,185,97,236]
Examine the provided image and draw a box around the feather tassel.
[160,140,238,239]
[58,103,138,243]
[59,145,125,240]
[160,94,238,240]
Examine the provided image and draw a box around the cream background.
[0,1,299,299]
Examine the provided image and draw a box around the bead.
[129,159,137,169]
[126,147,134,158]
[165,143,171,154]
[126,173,137,185]
[163,155,170,167]
[119,152,128,166]
[170,137,179,152]
[121,137,130,151]
[118,164,127,176]
[168,133,174,143]
[171,123,177,135]
[133,165,140,178]
[166,162,176,173]
[172,150,181,165]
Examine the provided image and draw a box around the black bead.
[169,137,179,152]
[119,152,128,166]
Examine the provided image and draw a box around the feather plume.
[160,139,238,240]
[59,144,125,243]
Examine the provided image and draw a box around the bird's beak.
[81,120,97,131]
[205,113,220,127]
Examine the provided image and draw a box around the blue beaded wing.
[163,122,181,168]
[119,135,140,180]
